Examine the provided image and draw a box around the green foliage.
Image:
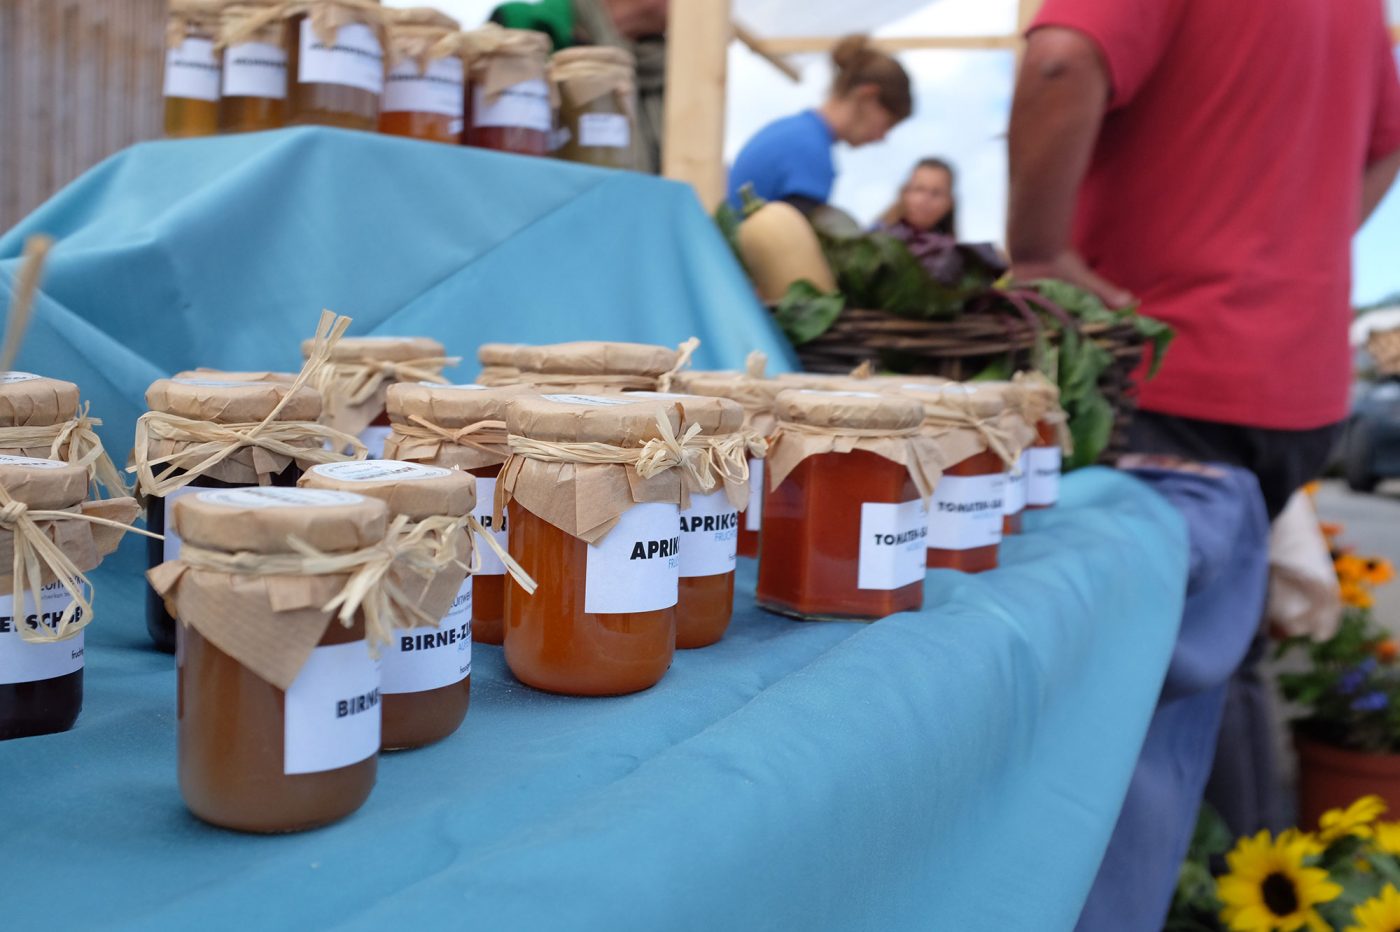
[772,281,845,346]
[1165,805,1231,931]
[818,231,965,319]
[1278,609,1400,754]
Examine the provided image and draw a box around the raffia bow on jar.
[282,0,387,50]
[892,382,1037,475]
[1012,370,1073,455]
[624,391,766,510]
[303,335,459,443]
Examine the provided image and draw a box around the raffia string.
[130,310,366,497]
[656,337,700,393]
[1,236,52,376]
[745,351,767,380]
[399,415,510,460]
[314,355,460,410]
[507,409,708,487]
[1013,370,1073,455]
[465,514,536,595]
[915,392,1021,469]
[217,1,290,50]
[166,0,223,47]
[0,403,129,497]
[1,487,156,643]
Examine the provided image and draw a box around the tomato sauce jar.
[461,25,553,157]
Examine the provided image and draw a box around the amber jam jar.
[550,46,638,169]
[501,393,689,696]
[0,456,136,740]
[627,391,747,649]
[669,370,780,561]
[379,8,463,143]
[501,340,682,394]
[461,25,553,156]
[756,390,937,622]
[384,382,529,646]
[217,1,290,133]
[301,460,475,750]
[155,487,387,832]
[0,371,125,498]
[303,335,453,459]
[164,0,224,138]
[135,378,328,652]
[286,1,387,131]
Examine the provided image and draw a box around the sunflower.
[1218,829,1341,932]
[1374,821,1400,857]
[1320,796,1388,843]
[1347,884,1400,932]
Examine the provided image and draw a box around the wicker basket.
[789,306,1150,463]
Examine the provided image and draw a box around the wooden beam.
[733,22,801,82]
[1015,0,1043,72]
[662,0,732,210]
[756,35,1018,55]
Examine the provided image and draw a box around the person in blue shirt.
[728,35,913,213]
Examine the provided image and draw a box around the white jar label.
[298,20,384,95]
[311,459,450,483]
[0,582,83,685]
[472,476,508,576]
[162,485,204,562]
[382,56,464,117]
[542,393,635,407]
[283,640,380,775]
[196,487,365,509]
[222,41,288,99]
[858,500,928,590]
[1028,446,1062,507]
[0,454,66,468]
[1003,452,1028,517]
[744,458,764,532]
[164,37,221,102]
[472,79,551,132]
[380,578,471,694]
[927,473,1007,551]
[584,503,679,614]
[578,112,630,149]
[679,489,738,578]
[0,372,41,383]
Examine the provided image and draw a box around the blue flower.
[1351,691,1389,713]
[1339,666,1372,696]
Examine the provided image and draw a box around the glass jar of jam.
[286,0,387,131]
[461,25,553,157]
[379,8,464,143]
[756,390,936,621]
[1019,375,1067,511]
[164,0,224,138]
[304,335,454,458]
[669,370,780,560]
[550,46,638,170]
[0,371,125,498]
[156,487,388,832]
[135,378,328,652]
[500,393,689,695]
[628,391,747,648]
[217,1,291,134]
[0,456,137,740]
[969,382,1035,537]
[300,460,475,750]
[384,382,527,646]
[505,340,682,394]
[476,343,522,386]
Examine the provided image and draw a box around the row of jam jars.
[134,378,331,652]
[755,390,940,621]
[0,456,137,740]
[153,487,387,832]
[625,391,748,649]
[379,7,464,143]
[383,382,526,645]
[462,24,553,156]
[302,335,454,459]
[300,460,476,750]
[500,393,688,696]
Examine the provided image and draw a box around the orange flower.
[1343,581,1377,610]
[1322,522,1345,541]
[1366,559,1396,587]
[1303,481,1321,497]
[1377,641,1399,663]
[1337,554,1370,586]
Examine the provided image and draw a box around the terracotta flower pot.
[1296,732,1400,829]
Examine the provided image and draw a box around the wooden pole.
[733,22,801,82]
[662,0,732,210]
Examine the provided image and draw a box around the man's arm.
[1361,147,1400,228]
[1006,27,1133,309]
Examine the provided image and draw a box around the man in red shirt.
[1008,0,1400,925]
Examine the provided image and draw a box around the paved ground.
[1314,479,1400,626]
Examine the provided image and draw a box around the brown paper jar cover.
[669,371,785,435]
[476,343,522,386]
[625,391,748,504]
[512,341,678,383]
[892,382,1037,470]
[302,336,453,439]
[0,373,81,427]
[304,335,447,365]
[171,369,299,384]
[384,383,530,469]
[146,378,323,423]
[462,24,551,89]
[299,459,475,521]
[385,6,460,67]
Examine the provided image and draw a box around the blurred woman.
[727,35,913,213]
[879,157,957,237]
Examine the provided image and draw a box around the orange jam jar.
[163,0,224,138]
[668,369,779,560]
[286,0,387,131]
[550,47,638,170]
[499,393,691,696]
[756,390,939,621]
[895,383,1032,574]
[461,25,553,157]
[0,371,125,498]
[384,382,530,646]
[970,382,1036,537]
[300,460,475,750]
[379,8,464,143]
[628,391,749,649]
[216,1,290,133]
[152,487,390,833]
[501,340,685,394]
[1019,374,1067,510]
[135,377,331,652]
[303,335,455,458]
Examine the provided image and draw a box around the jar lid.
[300,459,475,521]
[0,454,89,510]
[168,0,224,17]
[145,378,323,423]
[302,335,446,364]
[477,343,521,367]
[774,389,924,431]
[506,393,681,445]
[0,372,80,427]
[771,372,872,391]
[462,23,552,59]
[171,368,299,384]
[514,341,678,378]
[387,6,458,29]
[895,382,1007,420]
[387,382,530,427]
[174,486,388,555]
[624,391,744,435]
[551,45,635,69]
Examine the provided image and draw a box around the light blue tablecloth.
[0,129,1189,930]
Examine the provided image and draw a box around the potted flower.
[1277,521,1398,828]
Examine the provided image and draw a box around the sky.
[395,0,1400,307]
